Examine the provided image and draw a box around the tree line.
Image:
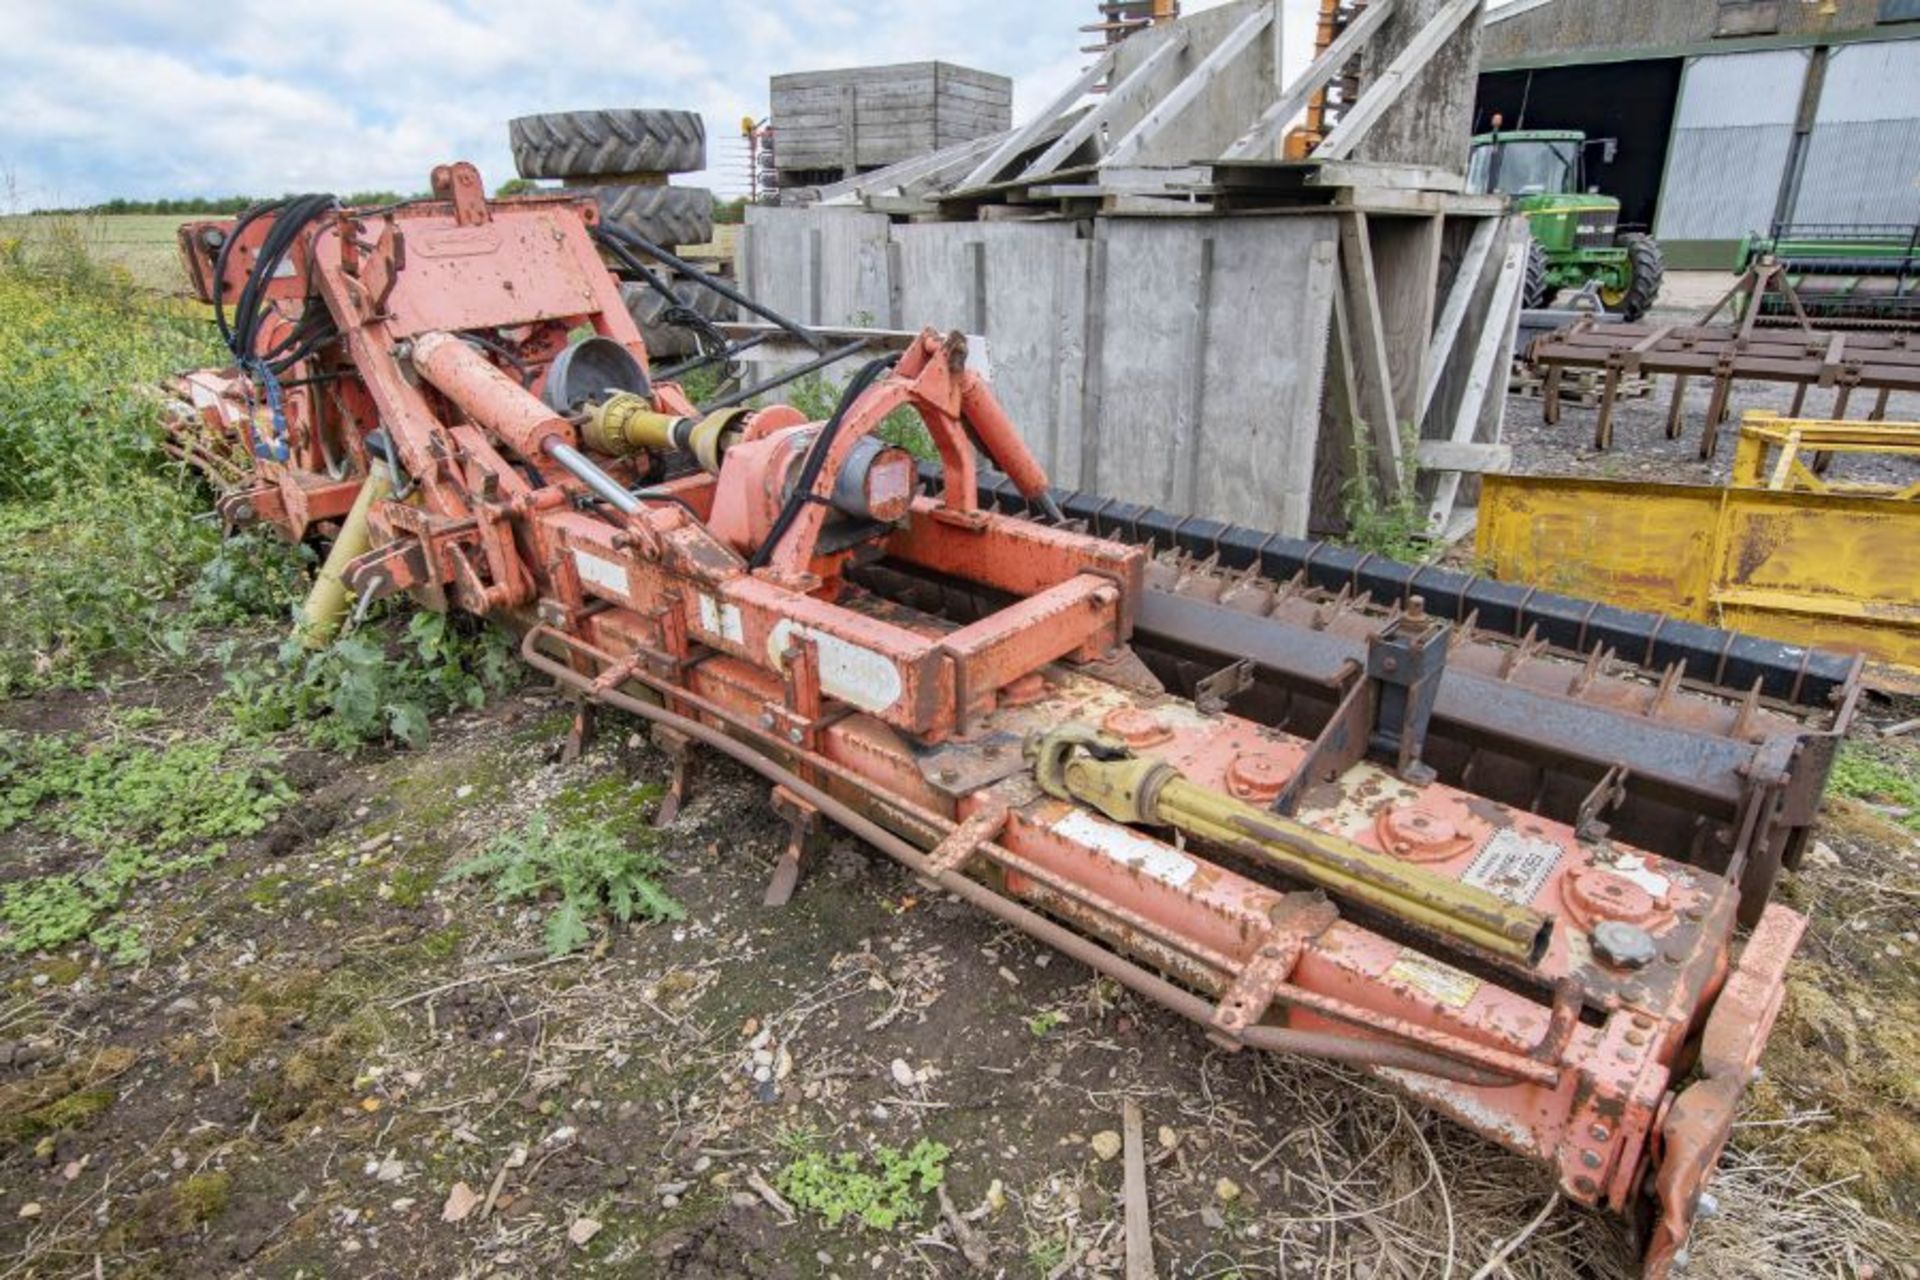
[41,188,747,220]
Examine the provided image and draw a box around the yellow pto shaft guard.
[1030,727,1552,964]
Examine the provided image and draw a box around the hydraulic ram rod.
[410,330,651,516]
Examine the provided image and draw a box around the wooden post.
[1419,217,1499,427]
[1338,211,1406,497]
[1122,1101,1155,1280]
[1425,235,1526,531]
[1105,3,1276,167]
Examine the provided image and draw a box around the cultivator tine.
[562,700,597,766]
[764,785,820,907]
[650,725,695,827]
[1592,364,1621,450]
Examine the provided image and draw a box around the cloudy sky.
[0,0,1366,210]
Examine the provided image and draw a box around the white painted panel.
[1656,128,1794,240]
[1794,121,1920,225]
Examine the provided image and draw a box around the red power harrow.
[161,165,1818,1276]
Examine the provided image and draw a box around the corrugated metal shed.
[1654,49,1806,241]
[1793,39,1920,223]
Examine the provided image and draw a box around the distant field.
[0,211,738,294]
[0,212,195,293]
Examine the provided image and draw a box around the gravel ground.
[1506,272,1920,490]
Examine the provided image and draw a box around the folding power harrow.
[160,166,1859,1276]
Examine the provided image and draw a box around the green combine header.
[1739,222,1920,327]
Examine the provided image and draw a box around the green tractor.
[1466,127,1665,320]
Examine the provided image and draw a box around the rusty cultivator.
[161,167,1858,1277]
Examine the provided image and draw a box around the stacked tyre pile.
[507,108,735,359]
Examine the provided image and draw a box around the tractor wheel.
[1522,239,1551,310]
[1604,234,1665,321]
[582,185,714,249]
[620,275,736,360]
[509,108,706,180]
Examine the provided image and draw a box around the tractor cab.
[1466,128,1589,198]
[1468,124,1664,319]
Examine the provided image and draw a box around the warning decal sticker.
[1385,951,1482,1010]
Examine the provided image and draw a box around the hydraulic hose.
[593,224,826,353]
[517,627,1529,1089]
[746,353,898,570]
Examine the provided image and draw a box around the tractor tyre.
[509,108,706,179]
[1522,238,1551,310]
[581,185,714,249]
[620,275,736,360]
[1609,233,1665,322]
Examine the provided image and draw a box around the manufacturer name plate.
[1460,829,1562,907]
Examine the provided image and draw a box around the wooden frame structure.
[758,0,1510,538]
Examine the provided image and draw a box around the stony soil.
[1,648,1916,1280]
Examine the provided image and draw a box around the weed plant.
[446,812,684,956]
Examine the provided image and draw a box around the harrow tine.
[764,786,821,907]
[651,725,695,827]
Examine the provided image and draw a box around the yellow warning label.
[1385,951,1481,1010]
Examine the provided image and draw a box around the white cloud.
[0,0,1317,208]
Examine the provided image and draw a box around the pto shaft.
[1032,730,1552,964]
[297,466,392,648]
